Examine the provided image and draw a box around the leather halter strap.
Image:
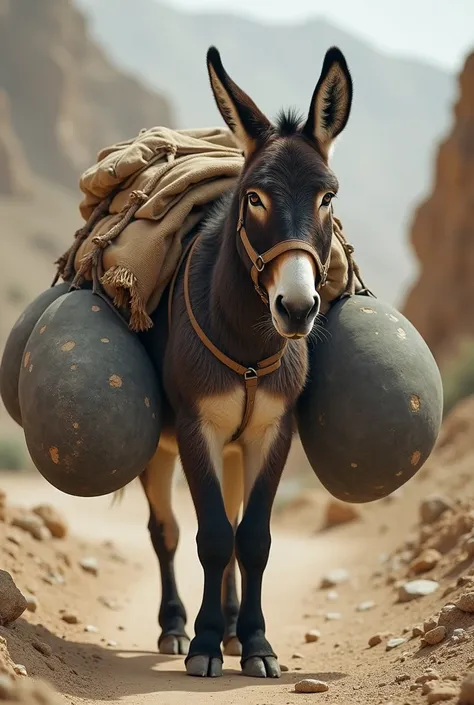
[237,196,331,305]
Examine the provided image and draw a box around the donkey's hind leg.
[140,445,190,655]
[221,446,243,657]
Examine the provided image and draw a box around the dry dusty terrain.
[1,398,474,704]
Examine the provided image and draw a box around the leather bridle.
[168,193,332,442]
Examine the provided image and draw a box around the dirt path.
[1,473,369,705]
[4,437,474,705]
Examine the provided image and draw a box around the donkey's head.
[206,46,353,339]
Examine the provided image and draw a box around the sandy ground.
[2,400,474,705]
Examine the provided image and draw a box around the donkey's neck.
[208,220,284,366]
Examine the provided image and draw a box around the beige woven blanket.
[55,125,357,331]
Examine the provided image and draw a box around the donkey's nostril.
[276,294,289,319]
[307,294,321,320]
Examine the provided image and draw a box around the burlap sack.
[55,125,360,331]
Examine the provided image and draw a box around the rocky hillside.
[0,0,174,439]
[0,0,173,190]
[403,51,474,366]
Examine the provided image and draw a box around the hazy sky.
[163,0,473,72]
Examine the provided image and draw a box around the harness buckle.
[255,256,265,272]
[244,367,258,380]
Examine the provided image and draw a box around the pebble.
[32,639,52,657]
[325,612,342,621]
[323,499,361,528]
[292,652,304,659]
[98,596,120,610]
[420,495,452,524]
[11,512,52,541]
[456,591,474,613]
[386,637,407,651]
[460,672,474,703]
[437,604,459,626]
[356,600,375,612]
[368,634,383,647]
[424,617,439,633]
[412,625,424,637]
[416,669,441,684]
[294,679,329,693]
[320,568,350,588]
[32,504,68,539]
[395,674,410,683]
[84,625,99,633]
[304,629,321,643]
[423,626,446,645]
[327,590,338,601]
[61,612,79,624]
[0,570,27,624]
[280,664,289,672]
[398,579,439,602]
[410,549,442,575]
[24,593,38,613]
[13,664,27,677]
[79,557,99,576]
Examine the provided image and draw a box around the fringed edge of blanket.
[101,265,153,332]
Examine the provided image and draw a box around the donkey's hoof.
[159,635,190,655]
[242,656,281,679]
[223,636,242,657]
[186,655,223,678]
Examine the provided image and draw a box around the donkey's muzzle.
[275,292,320,336]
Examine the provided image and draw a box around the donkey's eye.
[321,192,335,207]
[247,192,263,207]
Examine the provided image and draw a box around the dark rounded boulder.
[18,289,161,497]
[297,294,443,503]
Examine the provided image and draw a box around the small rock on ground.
[398,579,439,602]
[456,592,474,613]
[320,568,350,588]
[61,612,79,624]
[13,664,27,677]
[32,640,52,657]
[323,499,361,528]
[24,594,38,613]
[11,512,52,541]
[294,679,329,693]
[356,600,375,612]
[410,549,442,574]
[0,570,27,625]
[32,504,68,538]
[386,637,407,651]
[423,626,446,645]
[420,495,452,524]
[304,629,321,643]
[79,557,99,576]
[368,634,383,647]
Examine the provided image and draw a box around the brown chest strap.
[181,235,287,442]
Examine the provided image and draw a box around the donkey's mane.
[274,108,305,136]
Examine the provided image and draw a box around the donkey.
[140,44,353,678]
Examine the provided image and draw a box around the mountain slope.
[74,0,456,305]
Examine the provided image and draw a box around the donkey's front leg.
[177,413,234,678]
[236,414,293,678]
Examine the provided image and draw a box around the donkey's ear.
[302,47,353,161]
[206,46,272,157]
